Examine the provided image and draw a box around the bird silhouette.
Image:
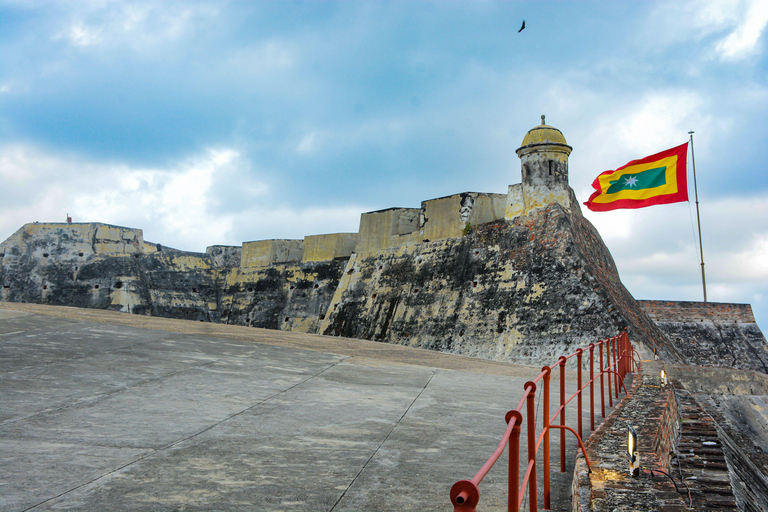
[518,20,525,33]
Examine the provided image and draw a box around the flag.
[585,142,689,212]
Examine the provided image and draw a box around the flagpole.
[689,131,707,302]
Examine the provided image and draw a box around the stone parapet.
[303,233,358,262]
[573,362,738,511]
[639,300,768,374]
[639,300,756,324]
[241,239,304,268]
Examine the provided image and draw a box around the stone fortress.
[4,117,768,510]
[2,116,767,371]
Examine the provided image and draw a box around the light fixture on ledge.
[627,424,639,477]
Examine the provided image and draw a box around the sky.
[1,0,767,330]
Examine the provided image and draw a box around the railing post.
[599,342,605,417]
[576,348,583,442]
[626,332,632,373]
[525,381,538,512]
[619,333,627,386]
[612,336,619,399]
[542,367,551,511]
[589,343,595,431]
[558,355,567,473]
[617,335,623,385]
[506,410,523,512]
[606,339,613,408]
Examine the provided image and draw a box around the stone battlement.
[639,299,756,324]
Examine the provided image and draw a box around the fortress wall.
[241,239,304,268]
[356,208,421,254]
[206,245,242,268]
[639,300,757,324]
[420,193,506,241]
[0,223,220,319]
[474,193,508,224]
[0,223,145,261]
[135,252,219,321]
[93,224,145,254]
[3,205,765,370]
[420,196,461,240]
[320,204,632,366]
[354,193,507,255]
[506,184,525,219]
[639,300,768,374]
[220,259,348,332]
[303,233,358,262]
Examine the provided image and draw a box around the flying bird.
[518,20,525,33]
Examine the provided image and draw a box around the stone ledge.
[573,361,738,511]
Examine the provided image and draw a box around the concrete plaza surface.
[1,303,598,511]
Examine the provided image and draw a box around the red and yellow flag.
[585,143,689,212]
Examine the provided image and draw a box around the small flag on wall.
[585,142,689,211]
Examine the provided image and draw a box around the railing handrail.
[451,332,637,512]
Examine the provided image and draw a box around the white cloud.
[646,0,768,61]
[716,0,768,60]
[605,91,705,156]
[296,132,317,153]
[0,144,257,251]
[50,1,223,51]
[0,144,370,252]
[589,193,768,311]
[729,234,768,279]
[61,23,102,46]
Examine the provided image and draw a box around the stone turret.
[506,115,574,219]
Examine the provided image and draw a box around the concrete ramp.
[1,303,556,511]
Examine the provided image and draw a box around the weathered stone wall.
[220,259,347,333]
[574,363,740,511]
[3,195,762,370]
[206,245,242,268]
[639,300,768,373]
[641,299,757,323]
[0,223,348,328]
[241,239,305,267]
[303,233,358,262]
[354,192,507,255]
[319,198,676,366]
[356,208,422,254]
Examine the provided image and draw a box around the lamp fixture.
[627,424,639,477]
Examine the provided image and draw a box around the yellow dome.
[517,116,573,156]
[518,115,571,153]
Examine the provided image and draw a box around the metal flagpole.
[689,131,707,302]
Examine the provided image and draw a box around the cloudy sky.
[2,0,767,329]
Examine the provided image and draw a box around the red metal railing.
[450,332,636,512]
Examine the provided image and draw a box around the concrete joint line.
[329,369,438,512]
[1,334,167,377]
[20,357,349,512]
[1,359,220,427]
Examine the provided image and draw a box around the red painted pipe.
[599,342,605,418]
[507,410,523,512]
[558,355,567,473]
[589,343,595,431]
[450,334,636,512]
[542,366,551,510]
[576,348,583,442]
